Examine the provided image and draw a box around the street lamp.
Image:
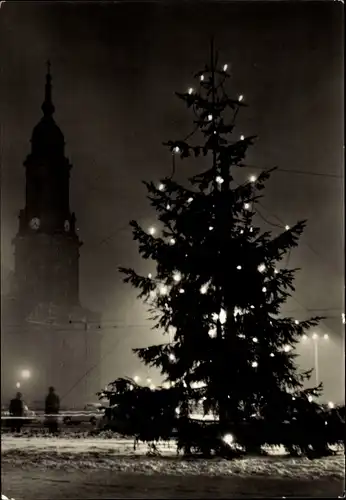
[21,369,31,380]
[16,382,21,389]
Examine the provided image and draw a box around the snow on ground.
[1,435,344,480]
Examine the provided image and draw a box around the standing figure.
[45,386,60,434]
[9,392,24,433]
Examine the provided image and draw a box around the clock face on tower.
[64,220,70,232]
[29,217,40,230]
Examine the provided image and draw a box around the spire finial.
[42,59,55,117]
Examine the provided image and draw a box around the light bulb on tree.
[200,74,204,81]
[150,384,156,390]
[200,284,208,294]
[166,204,171,210]
[169,353,176,362]
[169,237,176,245]
[179,288,185,294]
[295,320,299,325]
[134,375,140,383]
[148,226,156,235]
[159,285,168,295]
[258,263,266,273]
[208,328,217,339]
[308,395,313,403]
[188,87,194,94]
[209,226,214,231]
[251,361,258,368]
[187,197,193,203]
[238,95,244,102]
[208,114,213,121]
[222,433,234,446]
[173,272,181,282]
[283,345,291,352]
[285,225,290,231]
[270,353,275,358]
[173,146,180,154]
[328,401,334,409]
[223,64,228,71]
[158,183,165,191]
[249,175,256,183]
[240,135,245,140]
[240,229,244,234]
[236,265,242,270]
[219,309,227,324]
[252,337,258,343]
[274,269,279,274]
[148,273,152,279]
[216,176,224,184]
[262,287,267,292]
[244,203,250,210]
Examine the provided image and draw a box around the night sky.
[1,1,344,399]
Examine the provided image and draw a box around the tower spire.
[41,59,55,117]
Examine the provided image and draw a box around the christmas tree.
[118,42,326,453]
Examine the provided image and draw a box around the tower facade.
[1,64,101,409]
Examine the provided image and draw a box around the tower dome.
[30,61,65,158]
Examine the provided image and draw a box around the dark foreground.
[2,466,344,499]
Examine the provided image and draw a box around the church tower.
[13,62,80,312]
[1,63,101,409]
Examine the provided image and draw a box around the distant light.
[148,273,152,279]
[302,334,308,341]
[134,376,140,383]
[252,337,258,343]
[285,225,290,231]
[240,135,245,140]
[308,395,313,403]
[216,176,224,184]
[323,333,329,340]
[342,313,345,325]
[200,74,204,81]
[262,287,267,292]
[150,384,156,390]
[146,378,152,384]
[312,333,318,340]
[251,361,258,368]
[159,285,168,295]
[328,401,335,409]
[258,264,266,273]
[244,203,250,210]
[238,95,244,102]
[158,183,165,191]
[283,345,291,353]
[149,290,157,298]
[16,382,21,389]
[236,265,242,270]
[169,238,176,245]
[208,328,217,339]
[294,320,299,325]
[249,175,256,183]
[179,288,185,294]
[188,87,194,94]
[21,369,31,379]
[209,226,214,231]
[173,146,180,154]
[200,284,208,294]
[148,226,156,235]
[187,197,193,203]
[270,353,275,358]
[173,272,181,282]
[223,64,228,71]
[222,433,234,446]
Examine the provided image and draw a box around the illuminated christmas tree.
[119,42,325,452]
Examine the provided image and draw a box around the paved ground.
[2,467,344,499]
